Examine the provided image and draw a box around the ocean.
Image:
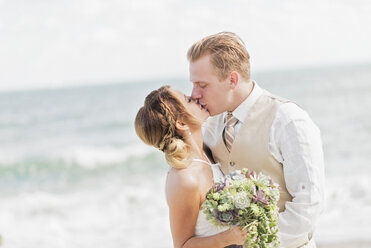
[1,63,371,247]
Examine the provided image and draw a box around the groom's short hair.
[187,32,250,81]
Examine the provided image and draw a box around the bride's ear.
[175,120,189,133]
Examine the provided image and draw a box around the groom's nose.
[191,87,201,100]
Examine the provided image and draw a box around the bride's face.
[169,88,210,123]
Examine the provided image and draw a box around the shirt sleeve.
[270,103,325,248]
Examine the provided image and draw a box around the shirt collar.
[227,81,263,124]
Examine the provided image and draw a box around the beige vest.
[204,90,293,212]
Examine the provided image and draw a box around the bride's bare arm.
[165,170,247,248]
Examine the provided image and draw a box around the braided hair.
[135,86,200,169]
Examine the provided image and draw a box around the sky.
[0,0,371,91]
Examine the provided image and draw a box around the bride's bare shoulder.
[166,167,198,189]
[165,166,200,202]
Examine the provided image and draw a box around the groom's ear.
[229,71,239,89]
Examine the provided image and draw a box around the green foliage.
[202,169,280,248]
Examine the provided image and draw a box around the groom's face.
[189,55,231,116]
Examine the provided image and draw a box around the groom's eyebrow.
[194,81,207,87]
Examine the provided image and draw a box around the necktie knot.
[225,112,238,127]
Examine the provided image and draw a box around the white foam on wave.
[316,174,371,242]
[58,143,155,169]
[0,173,172,248]
[0,142,156,169]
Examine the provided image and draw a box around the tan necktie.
[224,112,239,152]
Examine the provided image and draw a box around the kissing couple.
[135,32,325,248]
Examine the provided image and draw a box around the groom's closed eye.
[195,82,207,89]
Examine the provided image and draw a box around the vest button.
[229,161,235,167]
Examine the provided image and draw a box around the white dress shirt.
[228,82,325,247]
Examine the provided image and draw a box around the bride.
[135,85,247,248]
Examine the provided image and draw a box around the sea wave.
[316,174,371,241]
[0,143,167,189]
[58,143,155,169]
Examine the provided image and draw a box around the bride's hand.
[225,225,248,245]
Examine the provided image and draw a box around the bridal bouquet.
[202,168,280,248]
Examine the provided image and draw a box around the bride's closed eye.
[184,94,192,103]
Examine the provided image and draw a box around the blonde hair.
[187,31,250,81]
[134,86,200,169]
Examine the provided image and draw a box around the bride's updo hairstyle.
[135,86,201,169]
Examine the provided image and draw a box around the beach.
[1,63,371,247]
[317,241,371,248]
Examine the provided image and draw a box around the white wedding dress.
[193,159,229,237]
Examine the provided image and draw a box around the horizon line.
[1,60,370,94]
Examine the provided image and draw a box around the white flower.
[234,191,250,209]
[256,173,270,187]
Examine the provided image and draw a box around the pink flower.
[254,190,269,205]
[245,170,257,180]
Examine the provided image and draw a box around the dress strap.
[193,159,224,183]
[192,158,212,166]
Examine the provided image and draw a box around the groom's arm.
[271,103,325,248]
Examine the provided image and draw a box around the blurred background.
[0,0,371,247]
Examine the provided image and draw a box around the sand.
[317,240,371,248]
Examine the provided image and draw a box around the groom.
[187,32,325,248]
